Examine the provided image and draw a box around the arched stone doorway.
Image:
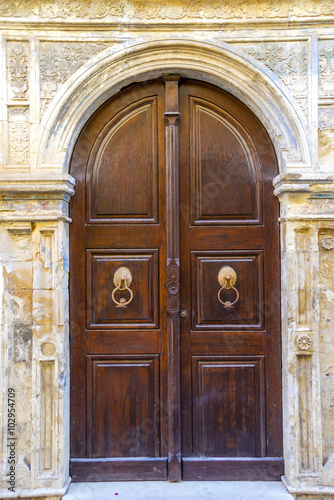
[37,37,312,173]
[1,36,332,499]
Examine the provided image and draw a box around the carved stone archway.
[1,36,334,500]
[34,37,313,173]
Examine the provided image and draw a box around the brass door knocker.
[111,267,133,308]
[217,266,239,309]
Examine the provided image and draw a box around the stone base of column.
[0,476,71,499]
[282,475,334,499]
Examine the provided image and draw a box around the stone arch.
[34,36,313,174]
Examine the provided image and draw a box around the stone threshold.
[63,480,293,499]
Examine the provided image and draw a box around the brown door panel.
[191,356,265,458]
[191,251,264,330]
[85,225,160,248]
[87,355,160,458]
[188,331,266,356]
[189,226,265,249]
[182,458,284,481]
[86,249,159,328]
[187,95,262,225]
[86,330,161,355]
[87,97,159,224]
[70,458,168,482]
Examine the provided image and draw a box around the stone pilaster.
[0,174,74,499]
[274,174,334,500]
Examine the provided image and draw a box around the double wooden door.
[70,77,283,481]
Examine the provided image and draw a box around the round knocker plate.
[113,267,132,290]
[218,266,237,288]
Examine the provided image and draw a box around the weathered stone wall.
[0,1,334,499]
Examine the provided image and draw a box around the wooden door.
[178,80,282,480]
[70,77,283,482]
[70,80,169,481]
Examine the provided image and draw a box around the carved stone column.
[274,174,334,499]
[0,174,75,499]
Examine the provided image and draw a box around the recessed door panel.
[89,97,159,223]
[88,356,160,458]
[190,97,262,225]
[192,357,264,458]
[87,250,159,328]
[192,251,263,329]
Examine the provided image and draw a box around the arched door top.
[34,36,312,174]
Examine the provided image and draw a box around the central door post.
[164,75,181,481]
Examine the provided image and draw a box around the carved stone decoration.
[7,41,29,100]
[319,41,334,98]
[296,333,312,351]
[40,42,111,116]
[319,107,334,130]
[167,261,180,317]
[296,98,308,119]
[41,342,56,357]
[233,42,308,103]
[319,229,334,471]
[38,359,56,475]
[8,107,29,164]
[322,236,334,250]
[295,230,311,328]
[1,0,334,21]
[297,354,315,473]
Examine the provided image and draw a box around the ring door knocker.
[111,267,134,308]
[217,266,240,309]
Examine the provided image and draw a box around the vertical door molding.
[164,75,182,481]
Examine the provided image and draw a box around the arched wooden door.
[70,77,283,482]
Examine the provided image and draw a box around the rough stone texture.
[319,228,334,485]
[274,176,334,499]
[1,0,334,21]
[0,181,73,499]
[0,1,333,499]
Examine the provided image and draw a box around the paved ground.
[63,480,294,499]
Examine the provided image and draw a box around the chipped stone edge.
[282,475,334,496]
[0,173,75,222]
[273,173,334,197]
[0,475,71,498]
[0,173,75,197]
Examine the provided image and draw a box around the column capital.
[273,173,334,198]
[0,173,75,222]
